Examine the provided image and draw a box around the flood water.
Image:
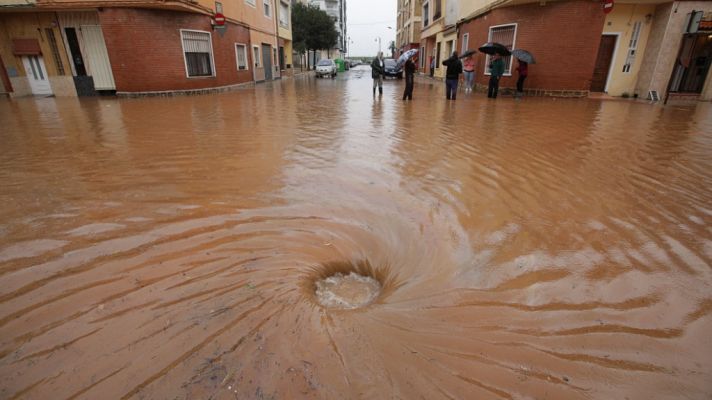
[1,67,712,399]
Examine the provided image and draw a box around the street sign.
[602,0,614,14]
[214,13,226,26]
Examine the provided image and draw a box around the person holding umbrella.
[511,49,535,98]
[371,51,385,97]
[403,55,417,100]
[515,60,528,97]
[488,54,505,99]
[442,51,462,100]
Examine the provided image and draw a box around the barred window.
[181,30,214,77]
[236,44,248,70]
[45,28,65,75]
[623,21,642,73]
[253,45,261,67]
[485,24,516,75]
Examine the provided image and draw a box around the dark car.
[383,59,403,79]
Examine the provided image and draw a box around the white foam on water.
[315,272,381,309]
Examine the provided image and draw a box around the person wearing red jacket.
[515,60,528,98]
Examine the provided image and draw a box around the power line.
[348,20,396,26]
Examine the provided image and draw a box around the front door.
[262,44,272,80]
[591,35,617,92]
[21,55,52,95]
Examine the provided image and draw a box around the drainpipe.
[273,0,280,78]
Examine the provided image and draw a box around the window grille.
[236,44,248,70]
[623,21,642,73]
[485,24,516,75]
[181,30,214,77]
[45,28,65,75]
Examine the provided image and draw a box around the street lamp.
[376,26,393,54]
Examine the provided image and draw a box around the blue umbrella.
[396,49,419,67]
[512,49,536,64]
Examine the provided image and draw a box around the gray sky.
[347,0,397,57]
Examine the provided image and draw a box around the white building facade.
[309,0,347,58]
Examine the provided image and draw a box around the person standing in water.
[462,54,476,93]
[515,59,528,98]
[488,54,505,99]
[371,51,385,96]
[402,56,416,100]
[442,51,462,100]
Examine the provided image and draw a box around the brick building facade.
[457,0,605,96]
[100,8,253,94]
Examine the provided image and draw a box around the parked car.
[384,59,403,79]
[315,59,337,78]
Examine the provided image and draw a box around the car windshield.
[317,60,332,66]
[384,59,397,67]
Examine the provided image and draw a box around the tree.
[388,41,396,58]
[292,3,338,69]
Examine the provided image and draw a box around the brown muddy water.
[1,67,712,399]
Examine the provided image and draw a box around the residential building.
[453,0,712,100]
[277,0,294,76]
[420,0,459,79]
[309,0,347,58]
[0,0,292,97]
[395,0,422,63]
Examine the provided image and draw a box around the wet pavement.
[1,66,712,399]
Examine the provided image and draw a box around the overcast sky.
[346,0,398,57]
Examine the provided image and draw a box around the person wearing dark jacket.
[402,57,416,100]
[515,60,528,98]
[371,51,385,96]
[442,51,462,100]
[488,54,505,99]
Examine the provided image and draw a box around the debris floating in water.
[315,272,381,309]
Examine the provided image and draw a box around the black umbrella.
[459,49,477,58]
[478,42,511,56]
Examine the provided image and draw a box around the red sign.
[602,0,614,14]
[214,13,226,26]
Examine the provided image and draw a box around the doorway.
[262,44,272,80]
[80,25,116,90]
[668,33,712,94]
[591,34,617,92]
[22,55,52,95]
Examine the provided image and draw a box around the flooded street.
[1,67,712,399]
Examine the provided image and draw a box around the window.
[279,1,289,27]
[423,2,429,27]
[433,0,441,20]
[461,33,469,54]
[245,0,255,6]
[446,40,454,58]
[420,45,425,68]
[253,45,261,67]
[215,1,222,13]
[235,44,248,70]
[45,28,65,75]
[263,0,271,17]
[181,30,215,77]
[623,21,642,73]
[485,23,516,75]
[435,41,441,66]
